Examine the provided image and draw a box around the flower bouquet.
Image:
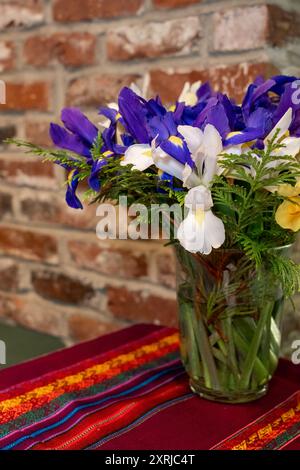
[11,74,300,403]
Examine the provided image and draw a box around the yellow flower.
[275,182,300,232]
[277,183,300,197]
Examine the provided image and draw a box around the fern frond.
[266,253,300,297]
[90,134,104,161]
[6,139,90,170]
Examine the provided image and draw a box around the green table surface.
[0,322,64,369]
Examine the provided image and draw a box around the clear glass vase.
[175,244,291,404]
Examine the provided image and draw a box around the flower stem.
[222,317,240,385]
[239,301,274,389]
[192,302,221,390]
[181,302,202,378]
[232,327,268,385]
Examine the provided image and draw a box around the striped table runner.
[0,324,299,450]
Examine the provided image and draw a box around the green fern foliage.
[6,135,300,297]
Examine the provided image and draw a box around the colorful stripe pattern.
[0,325,299,450]
[212,391,300,450]
[0,328,192,450]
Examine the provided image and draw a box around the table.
[0,324,299,450]
[0,322,64,368]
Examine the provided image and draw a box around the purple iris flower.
[290,109,300,137]
[178,101,209,125]
[242,77,276,118]
[173,101,187,123]
[146,96,166,117]
[223,75,300,147]
[49,74,300,210]
[101,126,120,153]
[192,97,233,141]
[205,102,231,139]
[98,106,120,124]
[88,159,109,192]
[66,170,83,210]
[50,108,98,159]
[148,112,195,168]
[194,97,219,127]
[88,124,124,192]
[242,75,298,123]
[269,75,298,95]
[241,76,282,120]
[197,82,214,102]
[49,108,100,208]
[225,107,273,146]
[272,81,300,127]
[220,94,240,130]
[99,101,137,154]
[114,87,196,166]
[95,90,165,191]
[122,134,135,147]
[117,88,170,145]
[158,171,184,192]
[175,82,217,126]
[118,88,150,144]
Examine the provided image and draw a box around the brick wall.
[0,0,299,347]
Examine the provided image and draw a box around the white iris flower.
[178,81,201,107]
[121,139,201,187]
[121,123,225,255]
[176,186,225,254]
[264,108,300,160]
[176,124,225,254]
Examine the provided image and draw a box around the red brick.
[153,0,200,8]
[32,270,95,305]
[12,302,67,337]
[213,6,269,52]
[0,226,58,263]
[2,82,50,111]
[24,33,96,67]
[53,0,143,22]
[0,41,15,71]
[150,62,279,104]
[267,5,300,47]
[0,125,16,144]
[0,260,18,292]
[66,73,140,107]
[107,17,200,61]
[68,314,121,342]
[213,5,300,52]
[0,0,44,29]
[107,286,178,326]
[25,121,52,147]
[0,293,68,338]
[156,251,176,289]
[20,194,98,230]
[0,192,12,218]
[0,292,20,318]
[68,240,148,278]
[0,156,56,189]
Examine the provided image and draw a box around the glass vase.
[175,244,291,404]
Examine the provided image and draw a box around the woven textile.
[0,324,299,450]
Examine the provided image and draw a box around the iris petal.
[61,108,98,145]
[88,160,109,192]
[118,87,149,144]
[49,123,91,158]
[205,102,230,139]
[160,137,194,167]
[66,170,83,209]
